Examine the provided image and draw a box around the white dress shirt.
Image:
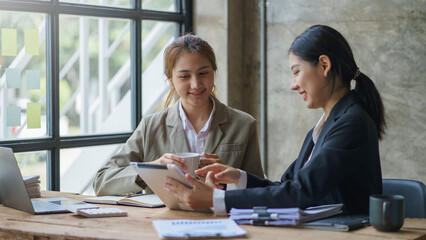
[303,113,325,167]
[212,170,247,216]
[179,96,216,154]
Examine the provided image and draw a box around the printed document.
[152,219,246,239]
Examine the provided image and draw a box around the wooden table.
[0,191,425,239]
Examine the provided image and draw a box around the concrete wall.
[193,0,426,184]
[193,0,260,113]
[193,0,229,103]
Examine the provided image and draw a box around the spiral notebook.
[152,219,246,239]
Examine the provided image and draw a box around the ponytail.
[354,72,386,139]
[164,87,177,108]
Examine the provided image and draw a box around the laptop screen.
[0,147,36,214]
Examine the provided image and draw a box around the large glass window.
[142,20,178,114]
[60,144,123,195]
[0,11,47,140]
[59,15,132,136]
[0,0,191,192]
[60,0,131,9]
[142,0,177,12]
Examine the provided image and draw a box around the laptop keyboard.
[32,199,69,213]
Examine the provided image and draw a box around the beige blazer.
[93,96,264,196]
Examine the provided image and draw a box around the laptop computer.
[0,147,97,214]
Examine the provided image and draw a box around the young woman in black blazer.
[164,25,386,215]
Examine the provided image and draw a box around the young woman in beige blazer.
[93,35,264,196]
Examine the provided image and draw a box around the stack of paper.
[230,204,343,226]
[23,175,41,198]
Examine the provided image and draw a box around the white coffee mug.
[175,152,201,177]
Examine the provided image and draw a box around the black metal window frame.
[0,0,193,191]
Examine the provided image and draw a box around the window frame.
[0,0,193,191]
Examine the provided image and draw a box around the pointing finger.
[200,158,221,166]
[195,163,225,174]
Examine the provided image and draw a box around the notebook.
[300,213,370,231]
[83,194,165,208]
[0,147,98,214]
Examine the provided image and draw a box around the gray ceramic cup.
[369,195,405,232]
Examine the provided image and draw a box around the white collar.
[312,113,326,144]
[179,96,216,132]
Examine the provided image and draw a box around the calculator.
[77,208,128,218]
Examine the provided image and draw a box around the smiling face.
[168,51,214,110]
[289,52,333,110]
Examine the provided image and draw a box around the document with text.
[152,219,246,239]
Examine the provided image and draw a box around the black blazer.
[225,91,382,213]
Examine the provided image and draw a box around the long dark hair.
[289,25,386,139]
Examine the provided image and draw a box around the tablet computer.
[131,162,212,212]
